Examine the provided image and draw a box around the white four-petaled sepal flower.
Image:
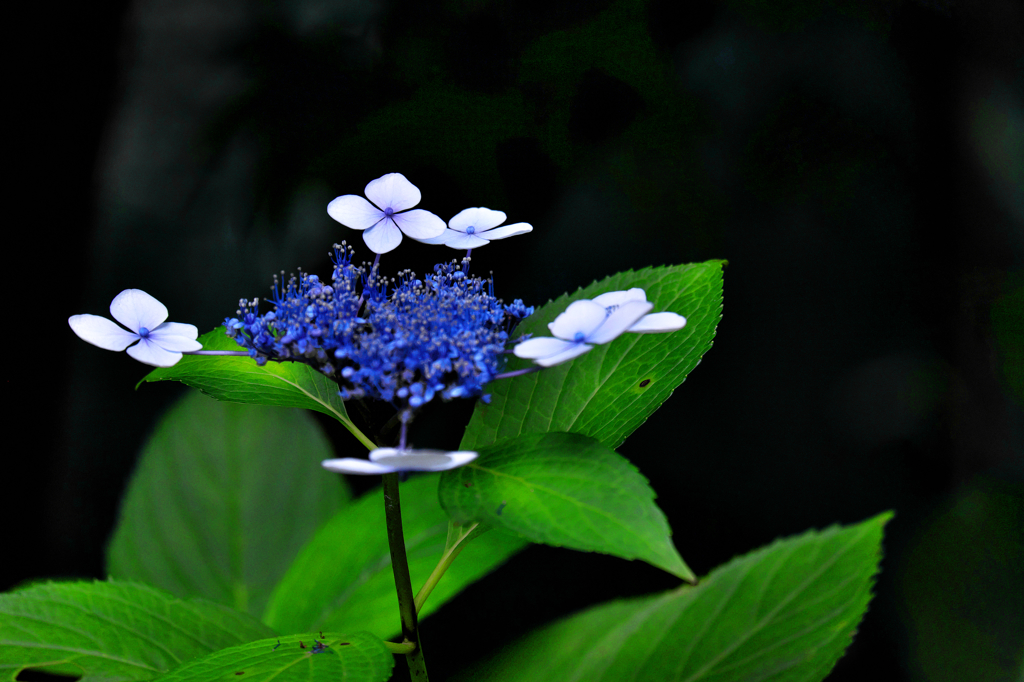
[592,288,687,333]
[418,207,532,249]
[327,173,446,254]
[321,448,478,475]
[68,289,202,367]
[513,298,653,367]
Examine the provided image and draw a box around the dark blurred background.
[10,0,1023,680]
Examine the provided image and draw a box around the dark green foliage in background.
[107,392,351,618]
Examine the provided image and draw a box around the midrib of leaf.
[679,522,875,682]
[660,568,748,679]
[178,420,236,602]
[463,461,664,553]
[271,373,350,433]
[222,415,246,615]
[8,596,184,665]
[6,640,163,674]
[566,590,680,682]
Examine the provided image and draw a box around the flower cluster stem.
[493,366,542,380]
[183,350,251,356]
[382,472,428,680]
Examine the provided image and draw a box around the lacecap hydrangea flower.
[592,288,687,333]
[513,288,685,367]
[418,207,532,249]
[69,289,202,367]
[225,243,534,416]
[322,448,478,475]
[327,173,446,254]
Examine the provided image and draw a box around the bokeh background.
[10,0,1023,680]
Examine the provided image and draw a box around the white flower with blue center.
[418,207,532,249]
[592,288,687,333]
[327,173,447,254]
[68,289,202,367]
[513,298,654,367]
[513,288,687,367]
[322,448,478,475]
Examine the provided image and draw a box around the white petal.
[368,447,404,461]
[126,338,184,367]
[151,321,199,340]
[548,300,608,340]
[444,232,489,249]
[628,312,686,333]
[481,223,532,240]
[322,458,398,475]
[534,342,593,367]
[327,195,384,229]
[439,451,478,468]
[110,289,168,333]
[364,173,421,212]
[592,288,646,308]
[370,450,478,471]
[416,229,456,245]
[587,300,653,344]
[363,220,404,254]
[68,314,139,351]
[148,325,204,351]
[513,336,579,359]
[393,209,446,239]
[448,207,506,232]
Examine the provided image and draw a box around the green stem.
[382,473,428,681]
[384,641,416,655]
[414,522,481,613]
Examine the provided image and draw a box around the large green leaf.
[458,512,891,682]
[263,475,527,639]
[142,328,355,431]
[153,633,392,682]
[0,581,275,682]
[107,390,351,618]
[440,432,694,581]
[462,261,724,451]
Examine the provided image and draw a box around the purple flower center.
[573,331,586,343]
[466,225,476,234]
[384,207,394,217]
[138,327,150,338]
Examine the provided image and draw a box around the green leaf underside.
[439,432,693,580]
[142,328,352,427]
[0,581,275,682]
[459,512,892,682]
[153,633,392,682]
[107,391,351,618]
[461,261,725,452]
[263,475,527,639]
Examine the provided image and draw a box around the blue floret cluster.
[225,244,533,414]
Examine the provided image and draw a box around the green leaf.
[153,633,393,682]
[458,512,892,682]
[107,390,351,618]
[462,261,724,451]
[263,475,527,639]
[439,432,694,581]
[141,328,357,434]
[0,580,275,682]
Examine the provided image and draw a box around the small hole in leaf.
[639,379,651,388]
[17,670,79,682]
[235,672,244,676]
